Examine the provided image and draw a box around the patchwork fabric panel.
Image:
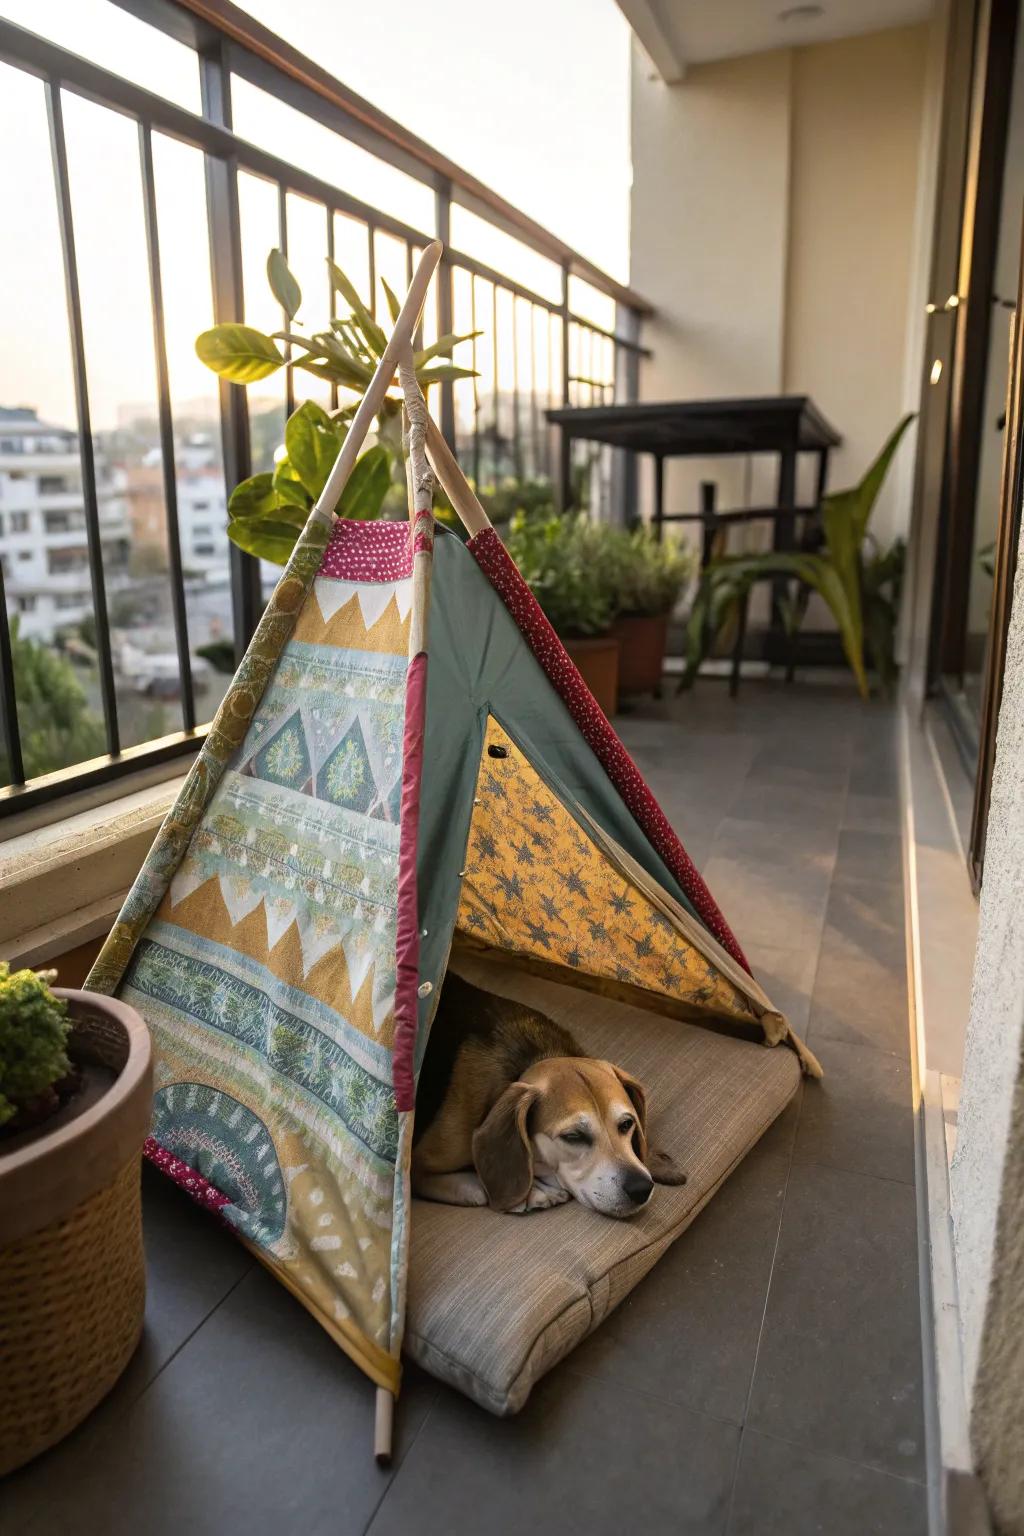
[456,719,756,1024]
[119,556,413,1368]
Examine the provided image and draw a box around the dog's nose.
[622,1170,654,1205]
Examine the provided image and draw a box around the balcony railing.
[0,0,650,816]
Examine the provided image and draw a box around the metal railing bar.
[529,303,539,482]
[435,186,456,450]
[325,205,338,413]
[136,0,653,314]
[0,724,204,820]
[367,220,377,318]
[491,283,499,483]
[139,120,196,734]
[448,247,559,316]
[471,275,481,489]
[0,564,25,788]
[511,295,522,484]
[0,22,433,258]
[45,80,121,759]
[199,38,262,655]
[565,311,650,357]
[278,182,295,420]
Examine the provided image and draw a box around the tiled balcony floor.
[2,679,925,1535]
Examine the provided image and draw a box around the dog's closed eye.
[560,1127,592,1146]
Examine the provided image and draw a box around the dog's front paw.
[510,1182,571,1214]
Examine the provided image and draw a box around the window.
[191,501,210,513]
[39,475,68,494]
[47,547,89,575]
[55,593,83,610]
[193,543,215,556]
[191,523,211,536]
[18,551,32,561]
[15,595,36,612]
[44,510,72,533]
[10,511,29,533]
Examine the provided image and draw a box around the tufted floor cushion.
[404,956,801,1415]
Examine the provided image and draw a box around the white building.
[0,406,131,642]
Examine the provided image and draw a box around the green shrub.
[606,527,695,617]
[0,964,71,1126]
[503,511,619,637]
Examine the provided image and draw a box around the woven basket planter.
[0,990,152,1476]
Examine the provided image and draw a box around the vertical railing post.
[434,182,457,452]
[0,562,25,789]
[612,302,641,526]
[558,261,572,510]
[46,79,120,759]
[199,39,262,660]
[139,120,196,733]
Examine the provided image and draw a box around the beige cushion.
[404,958,801,1415]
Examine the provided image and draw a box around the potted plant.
[0,964,152,1475]
[608,528,694,696]
[503,511,621,715]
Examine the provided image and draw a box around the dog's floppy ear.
[472,1082,539,1211]
[613,1066,687,1186]
[612,1065,649,1164]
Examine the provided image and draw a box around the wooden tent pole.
[374,1385,395,1465]
[423,415,493,537]
[308,240,443,529]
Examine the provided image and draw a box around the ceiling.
[616,0,934,82]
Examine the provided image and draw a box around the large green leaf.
[195,324,284,383]
[380,278,402,325]
[227,518,300,565]
[272,457,311,510]
[336,444,391,520]
[327,259,387,357]
[285,400,345,500]
[267,249,302,321]
[228,472,280,520]
[416,363,478,385]
[414,332,481,368]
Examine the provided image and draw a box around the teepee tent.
[86,244,819,1458]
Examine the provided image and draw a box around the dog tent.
[86,244,819,1457]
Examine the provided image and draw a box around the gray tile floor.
[2,680,926,1536]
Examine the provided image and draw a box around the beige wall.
[784,27,929,546]
[630,24,931,545]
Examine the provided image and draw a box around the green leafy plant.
[0,619,106,785]
[0,963,71,1127]
[606,527,694,617]
[195,252,479,563]
[682,415,915,697]
[503,511,620,637]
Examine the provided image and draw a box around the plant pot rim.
[0,989,152,1246]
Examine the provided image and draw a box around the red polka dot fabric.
[467,528,750,973]
[144,1135,230,1214]
[319,518,415,583]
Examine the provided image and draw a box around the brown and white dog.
[412,973,686,1217]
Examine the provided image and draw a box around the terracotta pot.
[563,634,620,717]
[610,613,670,696]
[0,990,152,1475]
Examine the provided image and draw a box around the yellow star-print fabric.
[455,719,755,1025]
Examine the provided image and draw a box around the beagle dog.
[412,973,686,1216]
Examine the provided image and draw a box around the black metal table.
[546,394,843,687]
[546,393,841,538]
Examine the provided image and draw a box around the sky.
[0,0,632,433]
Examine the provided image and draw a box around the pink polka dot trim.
[319,519,416,582]
[468,528,750,973]
[144,1135,231,1215]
